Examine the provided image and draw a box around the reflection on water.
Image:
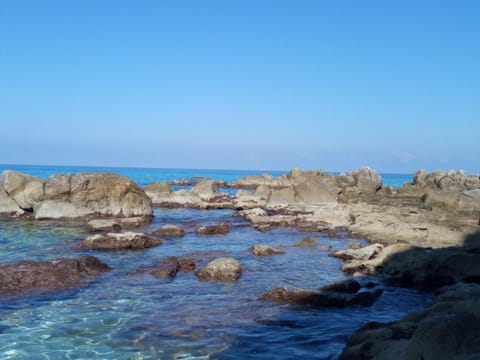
[0,208,431,359]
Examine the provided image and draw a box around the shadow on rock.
[339,229,480,360]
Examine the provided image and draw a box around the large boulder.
[0,184,24,216]
[190,179,221,201]
[0,256,110,296]
[350,167,383,194]
[78,232,162,250]
[0,171,45,210]
[195,257,243,282]
[0,171,153,219]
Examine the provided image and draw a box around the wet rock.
[195,258,242,282]
[136,256,196,279]
[249,245,285,256]
[320,279,361,294]
[148,257,180,279]
[195,222,231,235]
[152,224,185,238]
[260,287,383,308]
[294,237,319,247]
[86,217,149,232]
[78,232,163,250]
[0,256,110,296]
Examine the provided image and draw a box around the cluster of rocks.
[0,171,152,219]
[145,179,231,209]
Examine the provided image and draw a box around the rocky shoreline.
[1,167,479,358]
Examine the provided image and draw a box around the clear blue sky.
[1,1,479,173]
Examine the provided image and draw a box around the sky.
[0,1,479,173]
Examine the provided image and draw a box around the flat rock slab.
[152,224,185,238]
[249,245,286,256]
[86,217,150,232]
[78,232,163,250]
[195,257,242,282]
[195,222,231,235]
[0,256,110,296]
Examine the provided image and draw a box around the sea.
[0,165,428,360]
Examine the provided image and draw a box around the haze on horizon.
[1,1,479,174]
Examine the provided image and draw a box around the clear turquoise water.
[0,165,426,359]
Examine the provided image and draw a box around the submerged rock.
[195,222,231,235]
[195,257,243,282]
[136,256,196,279]
[78,232,163,250]
[0,256,110,296]
[319,279,362,293]
[294,237,319,247]
[249,245,286,256]
[260,287,382,308]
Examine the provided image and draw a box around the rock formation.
[0,171,153,219]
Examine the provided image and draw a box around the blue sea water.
[0,165,426,359]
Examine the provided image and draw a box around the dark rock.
[0,256,110,296]
[195,222,231,235]
[259,287,383,308]
[320,279,362,294]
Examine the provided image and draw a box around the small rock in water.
[195,222,231,235]
[294,237,319,247]
[78,232,163,250]
[249,245,286,256]
[195,258,242,282]
[152,224,185,238]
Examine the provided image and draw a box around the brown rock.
[0,256,110,296]
[249,245,286,256]
[294,237,319,247]
[152,224,185,238]
[195,222,231,235]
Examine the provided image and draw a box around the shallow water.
[0,208,431,360]
[0,165,425,359]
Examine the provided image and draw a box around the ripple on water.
[0,209,432,359]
